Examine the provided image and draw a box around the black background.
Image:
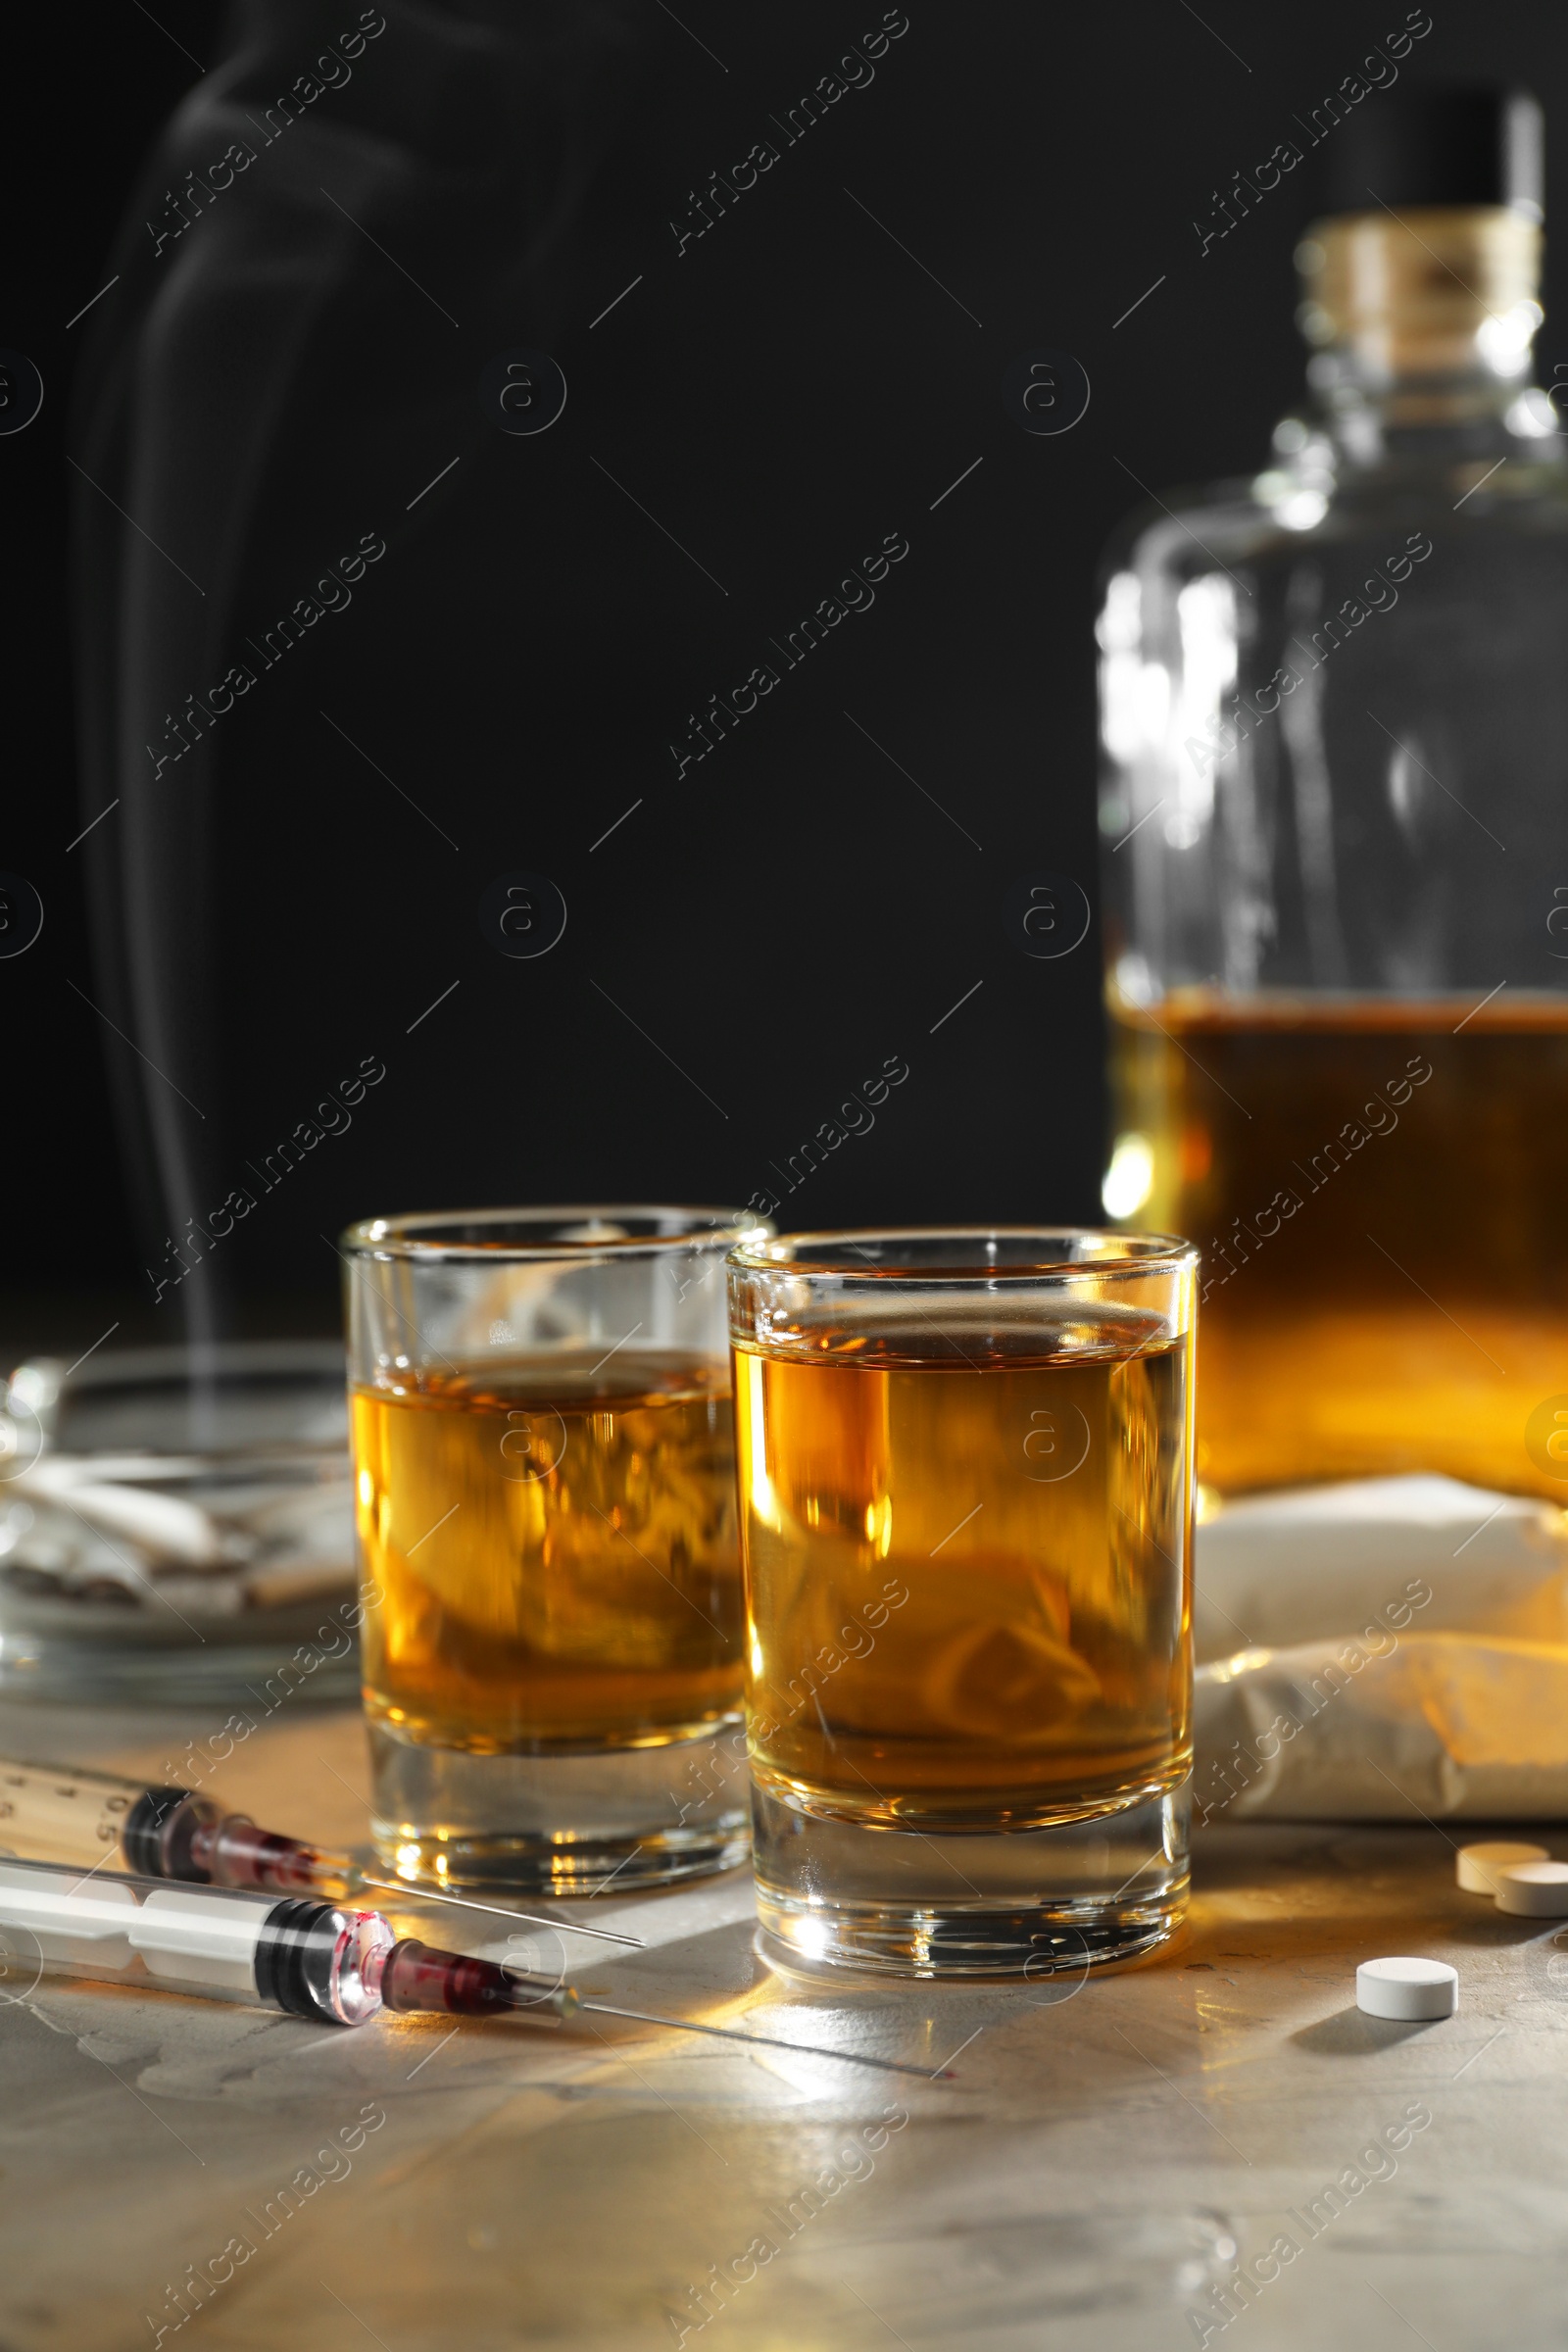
[6,0,1568,1357]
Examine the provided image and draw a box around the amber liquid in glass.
[354,1351,743,1751]
[1110,992,1568,1496]
[735,1314,1191,1832]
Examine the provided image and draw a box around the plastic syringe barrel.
[0,1757,231,1882]
[0,1756,356,1897]
[0,1856,392,2025]
[0,1754,149,1869]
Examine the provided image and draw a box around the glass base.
[368,1717,751,1893]
[751,1777,1190,1980]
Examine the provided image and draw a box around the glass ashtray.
[0,1341,361,1703]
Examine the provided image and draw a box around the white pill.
[1356,1957,1458,2021]
[1494,1861,1568,1917]
[1457,1840,1549,1894]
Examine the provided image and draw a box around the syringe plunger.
[0,1856,391,2025]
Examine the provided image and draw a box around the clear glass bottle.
[1098,88,1568,1501]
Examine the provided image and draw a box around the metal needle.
[358,1877,645,1947]
[499,1968,948,2078]
[579,2002,952,2079]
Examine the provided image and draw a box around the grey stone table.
[1,1693,1561,2352]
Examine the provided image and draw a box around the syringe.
[0,1856,567,2029]
[0,1858,947,2076]
[0,1754,641,1946]
[0,1854,394,2024]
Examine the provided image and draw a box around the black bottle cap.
[1314,85,1543,222]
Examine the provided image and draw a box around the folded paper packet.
[1193,1475,1568,1822]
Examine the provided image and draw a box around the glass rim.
[340,1204,768,1263]
[725,1225,1199,1282]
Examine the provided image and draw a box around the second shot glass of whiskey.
[343,1207,767,1892]
[728,1228,1198,1978]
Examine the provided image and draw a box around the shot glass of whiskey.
[342,1207,768,1891]
[728,1228,1199,1978]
